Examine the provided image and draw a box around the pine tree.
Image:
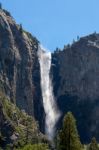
[57,112,82,150]
[77,35,80,41]
[0,3,2,9]
[89,137,99,150]
[19,24,23,33]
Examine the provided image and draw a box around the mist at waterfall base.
[38,45,61,140]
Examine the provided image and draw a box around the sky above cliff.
[0,0,99,50]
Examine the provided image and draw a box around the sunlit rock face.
[38,45,61,140]
[51,33,99,143]
[0,9,44,120]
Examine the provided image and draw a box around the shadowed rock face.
[0,9,44,130]
[52,33,99,143]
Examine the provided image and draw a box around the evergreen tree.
[73,39,75,44]
[57,112,82,150]
[19,24,23,33]
[67,44,70,48]
[17,144,50,150]
[89,137,99,150]
[77,35,80,41]
[0,3,2,9]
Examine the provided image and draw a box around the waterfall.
[38,45,61,140]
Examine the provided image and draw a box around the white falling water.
[38,45,61,140]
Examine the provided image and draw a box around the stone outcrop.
[52,33,99,143]
[0,9,44,131]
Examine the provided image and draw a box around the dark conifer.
[89,137,99,150]
[57,112,82,150]
[19,24,23,33]
[0,3,2,9]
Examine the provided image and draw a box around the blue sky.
[0,0,99,50]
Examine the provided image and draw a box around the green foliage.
[89,137,99,150]
[16,143,49,150]
[0,91,47,149]
[57,112,82,150]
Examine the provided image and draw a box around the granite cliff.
[0,7,99,144]
[0,8,45,132]
[52,33,99,142]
